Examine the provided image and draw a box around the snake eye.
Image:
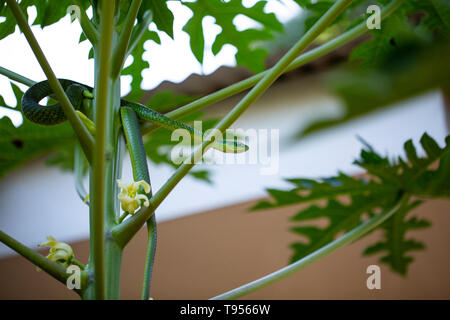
[228,141,249,153]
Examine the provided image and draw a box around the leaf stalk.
[211,195,408,300]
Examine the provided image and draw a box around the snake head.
[82,90,94,99]
[66,84,89,109]
[221,140,249,153]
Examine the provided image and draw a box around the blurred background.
[0,0,449,299]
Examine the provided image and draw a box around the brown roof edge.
[141,36,366,102]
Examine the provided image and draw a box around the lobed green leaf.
[253,133,450,274]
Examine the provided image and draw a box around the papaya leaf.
[0,81,75,177]
[406,0,450,39]
[0,116,75,178]
[349,0,450,70]
[356,133,450,197]
[181,0,283,73]
[300,39,450,137]
[298,0,450,137]
[121,29,160,100]
[349,12,418,69]
[289,192,400,261]
[293,0,374,32]
[0,0,92,40]
[294,0,337,31]
[253,133,450,274]
[138,0,174,38]
[32,0,72,29]
[363,199,430,275]
[119,1,172,99]
[0,0,33,40]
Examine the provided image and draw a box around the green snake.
[21,79,248,298]
[21,79,249,153]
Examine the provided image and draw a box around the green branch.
[112,0,354,247]
[5,0,95,164]
[72,258,87,270]
[126,10,153,58]
[90,0,116,300]
[0,229,88,296]
[0,66,36,87]
[111,0,143,78]
[141,215,156,300]
[210,195,408,299]
[70,0,99,45]
[141,0,404,135]
[74,144,89,205]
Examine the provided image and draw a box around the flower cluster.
[117,179,151,215]
[38,236,74,269]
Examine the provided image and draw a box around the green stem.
[118,212,129,223]
[113,0,354,247]
[0,66,36,87]
[211,195,408,300]
[72,258,86,270]
[90,0,116,300]
[141,0,404,135]
[126,10,153,58]
[0,229,88,296]
[111,0,143,78]
[69,0,99,45]
[74,144,89,205]
[141,216,156,300]
[119,107,156,299]
[6,0,95,164]
[442,87,450,133]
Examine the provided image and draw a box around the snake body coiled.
[22,79,89,125]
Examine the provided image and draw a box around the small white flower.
[37,236,74,270]
[117,179,151,215]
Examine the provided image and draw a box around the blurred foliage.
[264,0,374,55]
[183,0,283,73]
[0,0,92,40]
[298,0,450,136]
[301,40,450,135]
[121,1,168,100]
[123,0,284,99]
[0,82,74,178]
[294,0,371,31]
[253,133,450,274]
